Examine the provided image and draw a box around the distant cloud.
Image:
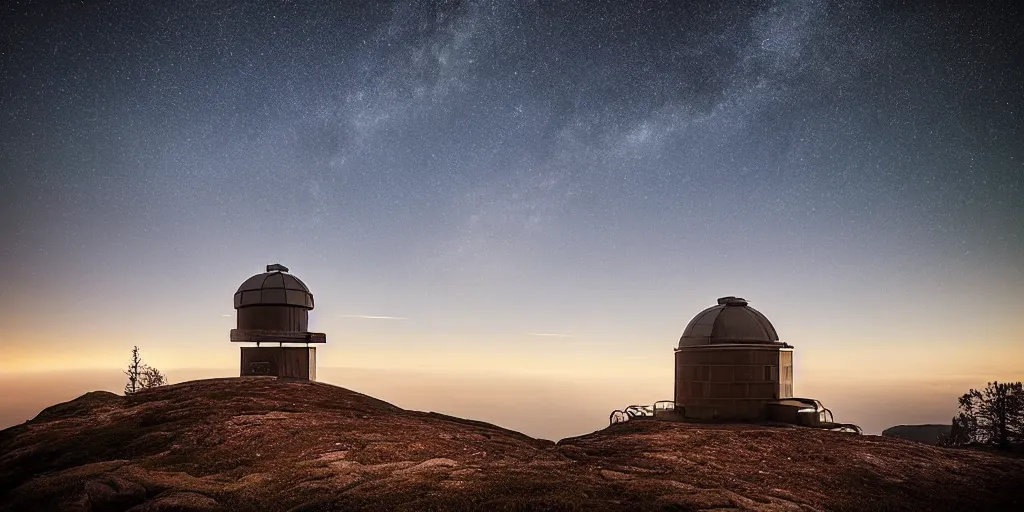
[527,333,572,337]
[337,315,407,320]
[221,314,234,317]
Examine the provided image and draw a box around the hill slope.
[1,377,1021,511]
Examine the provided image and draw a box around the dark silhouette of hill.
[881,424,952,445]
[1,378,1021,511]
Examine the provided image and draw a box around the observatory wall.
[240,347,317,380]
[674,345,793,420]
[237,305,308,332]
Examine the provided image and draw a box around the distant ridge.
[882,424,953,445]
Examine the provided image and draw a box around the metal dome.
[233,264,314,309]
[678,296,780,347]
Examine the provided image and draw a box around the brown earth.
[1,377,1021,512]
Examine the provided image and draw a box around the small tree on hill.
[939,381,1023,449]
[140,365,167,389]
[124,346,167,395]
[124,346,143,395]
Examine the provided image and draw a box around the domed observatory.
[230,264,327,380]
[674,296,794,421]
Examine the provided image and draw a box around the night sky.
[1,0,1021,392]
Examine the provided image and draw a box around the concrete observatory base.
[240,346,317,381]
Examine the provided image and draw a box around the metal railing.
[608,398,861,434]
[609,401,676,425]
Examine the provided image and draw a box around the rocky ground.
[1,377,1021,511]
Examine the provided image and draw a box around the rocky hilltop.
[1,378,1021,511]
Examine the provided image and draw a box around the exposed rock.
[1,377,1021,511]
[127,491,221,512]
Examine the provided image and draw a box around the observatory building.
[674,296,793,421]
[609,295,859,432]
[230,264,326,380]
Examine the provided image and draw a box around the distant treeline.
[940,381,1023,450]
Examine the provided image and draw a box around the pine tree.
[941,381,1024,449]
[124,346,143,395]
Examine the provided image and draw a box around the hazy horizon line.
[0,366,1017,386]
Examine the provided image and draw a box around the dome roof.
[678,296,780,348]
[233,264,314,309]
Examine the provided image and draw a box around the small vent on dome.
[267,263,289,273]
[717,296,748,306]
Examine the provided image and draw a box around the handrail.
[609,410,629,425]
[608,399,860,434]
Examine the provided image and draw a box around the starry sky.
[0,1,1022,432]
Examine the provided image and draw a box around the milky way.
[0,1,1021,373]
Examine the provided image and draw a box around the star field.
[0,1,1021,378]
